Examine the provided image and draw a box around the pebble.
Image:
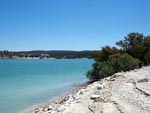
[97,84,103,90]
[48,106,53,111]
[90,94,101,100]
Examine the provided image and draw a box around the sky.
[0,0,150,51]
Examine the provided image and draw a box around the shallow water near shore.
[0,59,93,113]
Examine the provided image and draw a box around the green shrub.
[98,61,116,78]
[86,62,101,80]
[109,53,140,71]
[86,53,140,80]
[144,52,150,65]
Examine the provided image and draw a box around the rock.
[105,77,116,81]
[75,96,80,100]
[102,83,106,88]
[137,78,149,83]
[78,90,83,94]
[113,72,122,77]
[134,69,138,72]
[110,78,115,81]
[76,100,80,103]
[58,106,65,112]
[97,85,103,90]
[47,106,53,111]
[136,82,150,96]
[43,107,48,112]
[102,103,121,113]
[90,94,101,100]
[67,96,74,103]
[34,111,38,113]
[97,86,103,90]
[105,77,111,81]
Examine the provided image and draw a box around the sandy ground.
[31,66,150,113]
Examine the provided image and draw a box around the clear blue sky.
[0,0,150,51]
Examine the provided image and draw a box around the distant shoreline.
[0,50,93,59]
[0,57,91,60]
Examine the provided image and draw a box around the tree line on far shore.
[0,50,92,59]
[86,32,150,80]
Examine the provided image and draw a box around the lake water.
[0,59,93,113]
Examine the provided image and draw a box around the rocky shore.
[31,66,150,113]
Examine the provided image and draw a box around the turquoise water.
[0,59,93,113]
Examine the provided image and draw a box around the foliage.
[91,51,101,62]
[116,32,150,64]
[87,32,149,81]
[98,61,116,78]
[144,52,150,65]
[143,37,150,64]
[86,62,100,80]
[92,46,119,62]
[108,53,140,71]
[86,53,139,80]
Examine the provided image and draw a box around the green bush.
[98,61,116,78]
[109,53,140,71]
[86,61,116,80]
[86,53,140,80]
[144,52,150,65]
[86,62,101,80]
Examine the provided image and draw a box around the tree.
[92,51,102,62]
[86,32,149,81]
[116,32,150,64]
[92,46,119,62]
